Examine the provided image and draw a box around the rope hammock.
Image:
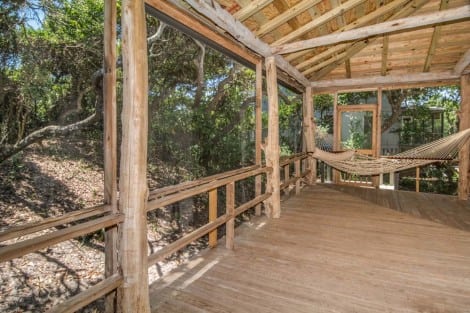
[311,128,470,176]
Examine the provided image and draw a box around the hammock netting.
[310,128,470,176]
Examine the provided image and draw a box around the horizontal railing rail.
[0,204,123,313]
[1,155,311,312]
[149,165,260,200]
[46,273,123,313]
[279,152,309,193]
[147,164,274,266]
[147,165,271,212]
[0,204,111,243]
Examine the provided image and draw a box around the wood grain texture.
[327,184,470,232]
[103,0,118,311]
[265,56,281,218]
[273,5,470,54]
[208,189,218,248]
[458,74,470,200]
[149,185,470,313]
[119,0,150,310]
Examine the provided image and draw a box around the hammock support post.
[303,86,316,184]
[265,56,281,218]
[458,74,470,200]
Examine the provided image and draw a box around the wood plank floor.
[327,184,470,231]
[149,185,470,313]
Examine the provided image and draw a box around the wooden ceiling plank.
[183,0,310,86]
[305,0,429,80]
[256,0,323,37]
[272,0,302,33]
[233,0,274,22]
[310,71,460,90]
[311,41,369,80]
[273,5,470,55]
[381,35,389,76]
[272,0,367,46]
[454,48,470,75]
[292,0,412,70]
[423,0,449,72]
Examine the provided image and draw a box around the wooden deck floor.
[149,185,470,313]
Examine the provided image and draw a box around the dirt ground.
[0,137,209,312]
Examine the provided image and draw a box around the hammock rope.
[310,129,470,176]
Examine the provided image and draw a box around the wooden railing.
[146,164,272,265]
[0,205,124,313]
[0,154,312,312]
[280,152,310,193]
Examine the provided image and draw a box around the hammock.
[311,128,470,176]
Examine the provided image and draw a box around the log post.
[119,0,150,311]
[372,88,383,188]
[458,74,470,200]
[265,56,281,218]
[225,182,235,250]
[333,92,340,184]
[284,165,289,188]
[303,86,316,184]
[103,0,118,311]
[255,61,263,216]
[416,167,420,193]
[294,159,301,194]
[208,189,218,248]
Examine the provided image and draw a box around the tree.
[0,0,105,163]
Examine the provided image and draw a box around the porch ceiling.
[174,0,470,90]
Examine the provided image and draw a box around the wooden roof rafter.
[290,0,418,73]
[232,0,273,21]
[272,5,470,55]
[304,0,430,80]
[454,48,470,75]
[272,0,368,46]
[423,0,450,72]
[172,0,469,89]
[180,0,310,87]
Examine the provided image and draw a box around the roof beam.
[233,0,273,22]
[454,48,470,75]
[272,0,367,46]
[381,36,389,76]
[272,5,470,55]
[183,0,309,86]
[423,0,449,72]
[292,0,414,71]
[303,0,428,80]
[255,0,323,37]
[310,41,368,80]
[310,71,460,91]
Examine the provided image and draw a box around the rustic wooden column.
[458,74,470,200]
[265,56,281,218]
[303,86,316,184]
[208,189,217,248]
[333,92,340,184]
[119,0,150,311]
[372,88,383,188]
[255,61,263,216]
[103,0,118,311]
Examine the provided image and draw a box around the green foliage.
[1,0,104,148]
[338,91,376,105]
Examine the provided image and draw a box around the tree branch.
[0,112,98,163]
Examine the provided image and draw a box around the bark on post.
[265,56,281,218]
[119,0,150,311]
[103,0,118,311]
[303,86,316,184]
[255,61,263,216]
[458,74,470,200]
